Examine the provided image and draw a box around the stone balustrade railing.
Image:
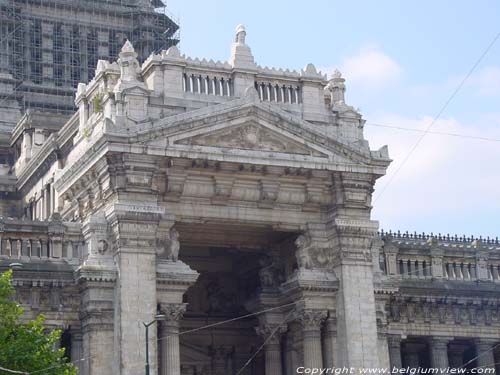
[379,230,500,282]
[0,218,83,264]
[254,81,301,104]
[183,73,232,97]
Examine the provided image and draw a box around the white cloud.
[468,66,500,96]
[365,113,500,236]
[339,45,402,87]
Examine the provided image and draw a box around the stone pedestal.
[430,337,450,369]
[158,303,186,375]
[298,309,327,369]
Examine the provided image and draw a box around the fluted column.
[256,325,287,375]
[159,303,186,375]
[430,337,450,369]
[475,339,497,373]
[298,309,327,368]
[448,344,464,368]
[387,335,402,369]
[322,317,336,368]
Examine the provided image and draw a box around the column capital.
[159,302,187,322]
[296,309,327,331]
[430,336,453,347]
[387,334,403,348]
[255,324,287,345]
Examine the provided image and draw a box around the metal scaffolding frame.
[0,0,179,130]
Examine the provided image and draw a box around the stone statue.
[258,255,283,288]
[165,228,180,261]
[295,234,312,269]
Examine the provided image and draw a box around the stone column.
[448,344,464,368]
[387,335,403,369]
[475,339,497,373]
[404,352,420,369]
[429,337,450,369]
[322,317,336,368]
[256,324,286,375]
[298,309,327,369]
[70,331,84,372]
[158,303,186,375]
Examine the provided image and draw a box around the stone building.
[0,24,499,375]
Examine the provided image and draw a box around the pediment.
[133,99,377,167]
[174,121,327,157]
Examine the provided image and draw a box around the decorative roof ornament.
[229,24,256,69]
[120,40,136,55]
[165,45,180,58]
[332,69,342,79]
[117,40,140,83]
[326,68,346,109]
[235,24,246,44]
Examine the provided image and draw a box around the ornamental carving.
[177,123,322,156]
[296,309,327,331]
[294,234,335,269]
[258,255,284,288]
[255,324,287,345]
[159,303,186,322]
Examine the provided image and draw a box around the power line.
[236,309,295,375]
[28,299,302,374]
[373,30,500,203]
[365,122,500,143]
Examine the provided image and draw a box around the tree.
[0,270,77,375]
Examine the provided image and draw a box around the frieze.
[388,298,499,326]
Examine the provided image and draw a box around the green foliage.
[91,93,103,114]
[0,270,77,375]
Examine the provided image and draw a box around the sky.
[165,0,500,238]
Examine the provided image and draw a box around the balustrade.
[183,73,232,97]
[255,81,300,104]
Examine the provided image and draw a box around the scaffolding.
[0,0,180,132]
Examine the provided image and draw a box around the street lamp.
[143,314,166,375]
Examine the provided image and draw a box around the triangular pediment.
[175,121,327,157]
[131,98,378,167]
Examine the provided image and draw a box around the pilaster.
[106,202,170,375]
[387,335,402,369]
[332,217,381,369]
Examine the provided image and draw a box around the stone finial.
[326,68,346,108]
[229,24,255,69]
[235,24,246,44]
[304,63,317,75]
[120,39,136,55]
[117,40,140,83]
[165,45,180,58]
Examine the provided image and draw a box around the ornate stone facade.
[0,24,498,375]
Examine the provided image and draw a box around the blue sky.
[166,0,500,237]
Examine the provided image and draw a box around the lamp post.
[143,314,166,375]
